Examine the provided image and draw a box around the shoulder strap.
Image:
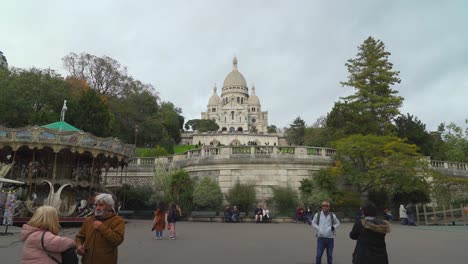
[41,231,61,264]
[331,212,335,225]
[317,211,321,225]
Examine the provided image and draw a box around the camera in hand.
[331,226,335,232]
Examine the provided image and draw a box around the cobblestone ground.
[1,220,468,264]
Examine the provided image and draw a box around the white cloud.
[1,0,466,131]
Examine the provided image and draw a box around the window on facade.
[237,97,240,103]
[241,98,244,104]
[212,108,216,112]
[231,111,234,120]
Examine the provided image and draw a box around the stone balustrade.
[129,146,336,165]
[127,147,468,175]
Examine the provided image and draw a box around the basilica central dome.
[221,57,248,97]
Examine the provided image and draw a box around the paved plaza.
[1,220,468,263]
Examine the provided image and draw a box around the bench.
[191,211,218,222]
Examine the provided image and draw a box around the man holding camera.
[311,201,340,264]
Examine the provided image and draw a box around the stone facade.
[0,51,7,69]
[109,146,336,204]
[201,57,268,133]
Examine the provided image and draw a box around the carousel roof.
[41,121,80,132]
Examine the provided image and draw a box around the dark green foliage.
[225,181,257,213]
[431,122,468,163]
[332,134,431,195]
[184,119,219,132]
[327,36,403,138]
[395,113,434,156]
[333,190,362,218]
[267,125,278,133]
[118,184,157,210]
[286,117,306,145]
[299,169,339,208]
[67,88,114,137]
[270,185,299,216]
[137,145,169,157]
[0,68,69,127]
[169,170,194,213]
[192,177,223,211]
[391,189,430,205]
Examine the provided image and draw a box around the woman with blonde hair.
[21,205,76,264]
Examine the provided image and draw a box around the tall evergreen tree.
[327,36,403,137]
[286,117,306,145]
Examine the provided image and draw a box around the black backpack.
[41,231,78,264]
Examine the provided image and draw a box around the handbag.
[41,231,78,264]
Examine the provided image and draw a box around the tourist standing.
[399,204,408,225]
[406,202,416,226]
[311,200,340,264]
[21,206,76,264]
[167,203,178,239]
[152,205,166,240]
[75,193,125,264]
[350,204,391,264]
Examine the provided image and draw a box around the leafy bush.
[137,145,169,157]
[270,185,299,216]
[225,181,257,213]
[299,169,338,209]
[193,177,223,211]
[118,184,157,210]
[168,170,194,214]
[333,190,361,218]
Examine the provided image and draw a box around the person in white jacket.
[399,204,408,225]
[311,201,340,264]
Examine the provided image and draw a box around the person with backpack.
[311,200,340,264]
[21,205,77,264]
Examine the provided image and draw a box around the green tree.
[269,185,299,216]
[395,113,434,156]
[433,121,468,162]
[326,37,403,138]
[62,52,129,96]
[286,117,306,145]
[332,134,431,199]
[225,181,257,213]
[67,88,114,137]
[267,125,278,133]
[118,184,156,210]
[168,170,194,213]
[192,177,223,210]
[184,119,219,132]
[299,169,339,208]
[0,68,70,127]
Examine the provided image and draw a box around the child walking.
[152,205,166,240]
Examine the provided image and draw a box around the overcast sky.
[1,0,467,131]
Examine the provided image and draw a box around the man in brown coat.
[75,193,125,264]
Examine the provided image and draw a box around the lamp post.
[134,124,139,147]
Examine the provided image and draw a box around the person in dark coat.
[350,204,391,264]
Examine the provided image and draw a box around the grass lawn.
[174,144,197,154]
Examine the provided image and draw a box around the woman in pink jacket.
[21,205,76,264]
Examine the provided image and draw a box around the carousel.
[0,102,134,225]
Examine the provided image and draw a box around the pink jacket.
[21,224,75,264]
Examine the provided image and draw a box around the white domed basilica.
[201,57,268,133]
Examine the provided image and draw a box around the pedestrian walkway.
[1,221,468,263]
